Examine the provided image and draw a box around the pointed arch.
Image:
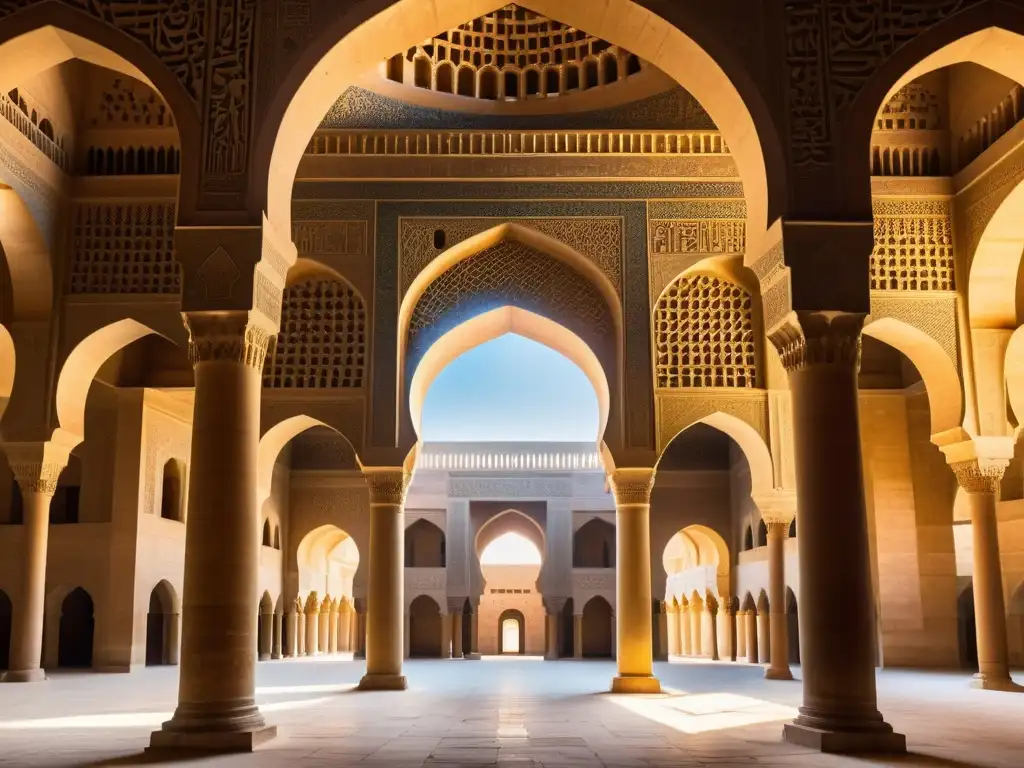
[296,524,360,599]
[862,316,962,435]
[258,0,781,257]
[408,305,610,441]
[257,415,362,502]
[404,518,446,568]
[0,187,52,321]
[476,509,546,563]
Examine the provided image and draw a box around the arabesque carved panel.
[871,198,954,291]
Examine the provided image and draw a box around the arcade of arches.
[2,1,1024,762]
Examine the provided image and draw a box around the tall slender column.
[763,515,794,679]
[717,600,733,661]
[358,468,410,690]
[150,312,276,751]
[271,614,282,660]
[544,598,565,660]
[704,604,719,660]
[666,603,680,657]
[440,613,452,659]
[258,609,272,661]
[757,607,770,663]
[304,593,320,656]
[745,611,758,662]
[735,610,747,660]
[466,603,480,659]
[2,445,67,683]
[573,614,583,658]
[319,595,331,654]
[945,449,1022,691]
[679,603,691,655]
[328,598,339,654]
[448,598,465,658]
[353,598,367,658]
[772,311,904,752]
[297,609,306,656]
[689,601,703,656]
[286,605,299,657]
[338,599,352,653]
[403,613,411,659]
[609,468,660,693]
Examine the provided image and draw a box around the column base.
[148,725,277,753]
[258,653,271,662]
[464,653,482,660]
[271,653,282,660]
[611,675,661,694]
[971,673,1024,692]
[357,673,407,691]
[783,723,905,754]
[2,668,45,683]
[765,666,794,681]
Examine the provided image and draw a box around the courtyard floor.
[0,658,1021,767]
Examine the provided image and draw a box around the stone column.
[466,603,480,659]
[666,603,680,657]
[258,609,273,661]
[544,598,565,660]
[271,614,282,660]
[319,595,331,654]
[689,601,703,656]
[764,515,794,680]
[353,598,367,658]
[286,608,298,657]
[757,607,770,663]
[440,613,452,659]
[735,610,747,660]
[945,447,1022,691]
[608,468,660,693]
[654,602,669,661]
[403,613,411,659]
[679,603,691,656]
[358,468,410,690]
[717,600,734,661]
[2,445,67,683]
[150,312,277,751]
[338,599,352,653]
[448,599,464,658]
[772,311,904,752]
[703,604,719,660]
[304,593,320,656]
[573,614,583,658]
[745,611,758,662]
[328,598,339,654]
[297,610,306,657]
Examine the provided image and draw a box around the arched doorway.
[581,596,613,658]
[146,581,178,666]
[958,583,978,671]
[405,518,446,567]
[0,589,11,669]
[573,518,615,567]
[409,595,442,657]
[58,588,94,669]
[498,609,526,654]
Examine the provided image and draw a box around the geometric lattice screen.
[870,215,955,291]
[263,278,367,388]
[654,273,757,388]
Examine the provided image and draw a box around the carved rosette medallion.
[950,459,1008,495]
[768,311,865,373]
[184,311,273,371]
[364,468,411,507]
[608,468,656,506]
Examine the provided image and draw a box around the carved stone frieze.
[447,476,571,499]
[656,390,769,453]
[769,310,865,372]
[293,220,368,258]
[399,217,623,294]
[649,219,745,256]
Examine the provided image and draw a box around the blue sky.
[419,333,599,442]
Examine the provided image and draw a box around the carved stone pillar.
[943,444,1022,692]
[608,468,660,693]
[358,468,410,691]
[448,599,465,658]
[689,601,703,656]
[286,607,299,658]
[654,602,669,661]
[296,606,306,657]
[319,595,331,654]
[717,600,734,661]
[765,517,794,680]
[440,613,452,659]
[679,602,691,655]
[757,607,770,664]
[338,599,352,653]
[353,598,367,658]
[304,592,320,657]
[703,603,719,660]
[544,597,566,660]
[1,444,67,683]
[745,611,758,663]
[772,311,904,753]
[150,311,276,751]
[666,603,680,657]
[466,601,480,660]
[573,614,583,658]
[271,614,282,660]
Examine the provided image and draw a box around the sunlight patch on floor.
[606,691,797,734]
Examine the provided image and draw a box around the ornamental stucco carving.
[870,198,954,291]
[656,390,769,453]
[447,476,571,499]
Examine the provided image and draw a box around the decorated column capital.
[768,310,866,373]
[544,596,568,615]
[940,438,1015,495]
[717,598,734,617]
[446,597,467,614]
[608,467,656,506]
[666,602,678,615]
[363,467,412,506]
[4,442,70,497]
[292,596,303,614]
[183,310,274,371]
[304,591,320,615]
[753,489,798,527]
